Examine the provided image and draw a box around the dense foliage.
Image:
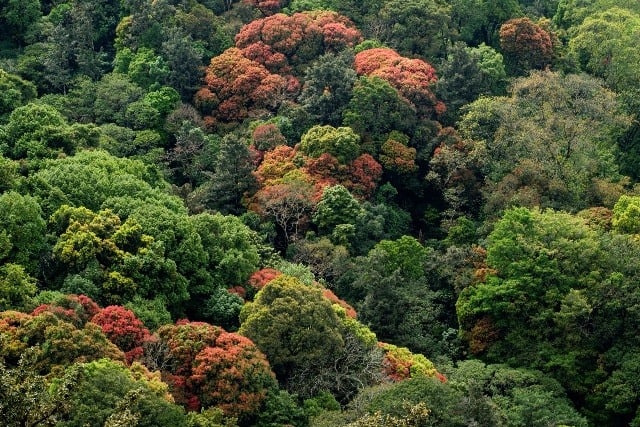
[1,0,640,425]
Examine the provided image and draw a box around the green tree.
[343,76,416,145]
[0,191,47,275]
[93,73,145,126]
[239,275,345,394]
[299,125,361,164]
[0,103,99,162]
[457,71,630,215]
[299,51,358,126]
[450,0,522,46]
[0,263,37,311]
[376,0,452,59]
[197,134,257,215]
[313,185,362,236]
[0,0,41,46]
[0,68,37,119]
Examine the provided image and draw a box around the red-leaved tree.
[194,48,290,123]
[235,11,362,73]
[90,305,151,364]
[155,321,275,420]
[499,17,553,75]
[354,47,445,118]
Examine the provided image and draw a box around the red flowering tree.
[31,294,101,328]
[235,11,362,72]
[194,48,290,123]
[247,268,282,293]
[155,321,275,420]
[354,47,444,118]
[191,332,276,418]
[90,305,151,364]
[346,153,383,199]
[499,17,553,75]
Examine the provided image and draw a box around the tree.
[234,11,362,73]
[93,73,145,126]
[156,320,276,420]
[312,185,362,236]
[375,0,452,59]
[435,42,506,125]
[91,305,151,364]
[353,48,444,119]
[59,358,188,427]
[250,177,315,244]
[342,76,417,143]
[28,149,180,217]
[0,191,47,275]
[0,0,41,46]
[49,205,188,311]
[195,47,289,124]
[0,68,37,119]
[0,349,81,427]
[161,29,207,100]
[239,275,345,393]
[450,0,522,46]
[499,17,553,75]
[0,264,37,311]
[0,103,98,162]
[190,331,277,421]
[457,71,630,215]
[197,134,257,215]
[299,125,361,164]
[298,51,357,126]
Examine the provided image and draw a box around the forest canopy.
[1,0,640,425]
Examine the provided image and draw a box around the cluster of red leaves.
[247,268,282,292]
[157,321,274,418]
[31,294,101,328]
[90,305,151,364]
[235,11,362,72]
[468,316,500,355]
[346,153,383,199]
[321,288,357,319]
[191,331,275,418]
[354,48,445,117]
[381,346,413,382]
[252,144,381,207]
[194,48,290,123]
[499,18,553,71]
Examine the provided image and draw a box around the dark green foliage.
[255,390,308,427]
[0,68,37,119]
[343,76,417,144]
[0,191,47,274]
[195,134,257,215]
[299,52,357,126]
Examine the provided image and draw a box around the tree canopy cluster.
[2,0,640,425]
